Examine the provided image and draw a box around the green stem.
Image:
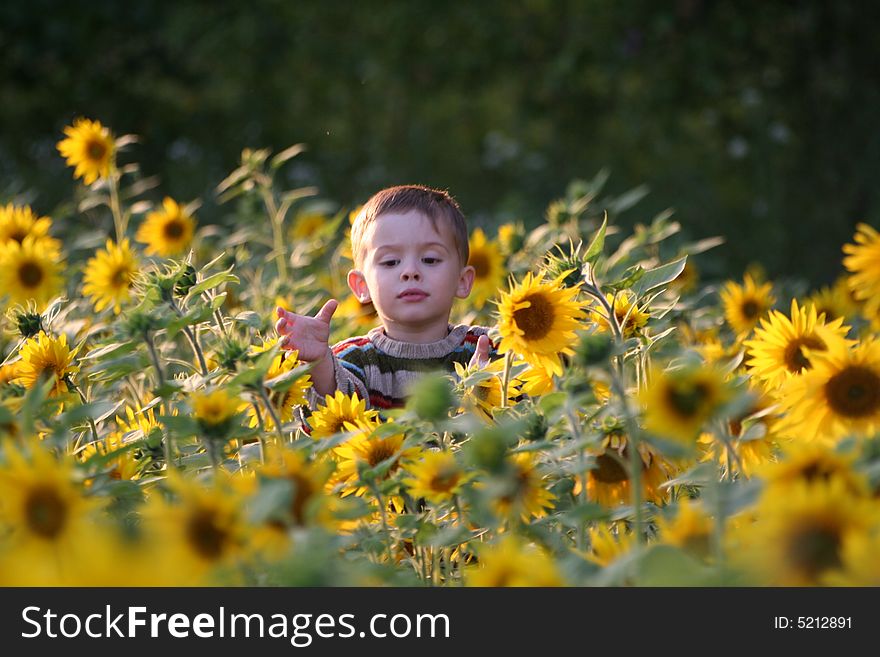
[256,384,285,444]
[500,351,514,409]
[250,401,268,465]
[261,186,288,284]
[68,379,99,451]
[169,298,209,376]
[108,168,126,243]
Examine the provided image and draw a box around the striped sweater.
[311,324,497,411]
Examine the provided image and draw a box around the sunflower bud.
[11,307,44,338]
[407,373,455,422]
[175,263,197,297]
[215,336,250,372]
[463,428,508,473]
[523,412,548,442]
[574,332,614,367]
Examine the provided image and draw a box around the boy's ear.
[347,269,371,303]
[456,265,476,299]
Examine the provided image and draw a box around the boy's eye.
[380,259,399,267]
[422,257,440,264]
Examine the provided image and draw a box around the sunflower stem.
[169,297,209,376]
[260,186,289,284]
[256,383,286,445]
[68,378,99,451]
[500,351,514,409]
[108,167,126,243]
[250,401,268,465]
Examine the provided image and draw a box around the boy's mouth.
[397,288,429,302]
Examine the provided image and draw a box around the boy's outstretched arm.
[275,300,338,396]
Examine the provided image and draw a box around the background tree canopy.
[2,0,878,284]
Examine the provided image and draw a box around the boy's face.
[347,210,475,339]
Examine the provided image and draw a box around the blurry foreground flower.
[497,271,585,376]
[0,204,59,250]
[82,238,139,314]
[655,499,714,561]
[466,536,563,587]
[467,228,506,310]
[843,223,880,319]
[489,451,556,521]
[402,451,472,505]
[56,118,115,185]
[584,523,636,567]
[136,197,196,257]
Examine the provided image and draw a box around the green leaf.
[234,311,264,328]
[188,267,239,296]
[631,256,687,296]
[82,341,137,361]
[265,362,311,392]
[270,143,307,169]
[583,212,608,263]
[159,414,199,438]
[248,479,293,524]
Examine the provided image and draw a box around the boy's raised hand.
[274,299,338,362]
[468,334,492,369]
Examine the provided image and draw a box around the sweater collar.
[367,324,470,359]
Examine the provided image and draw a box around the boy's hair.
[350,185,469,267]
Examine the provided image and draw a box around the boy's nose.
[401,269,421,281]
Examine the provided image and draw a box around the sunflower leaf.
[631,256,688,296]
[583,212,608,263]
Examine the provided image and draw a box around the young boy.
[275,184,496,410]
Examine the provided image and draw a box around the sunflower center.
[788,524,842,579]
[512,293,555,341]
[591,453,629,484]
[741,299,760,320]
[24,485,68,539]
[18,261,44,288]
[469,252,490,279]
[783,336,826,373]
[367,441,396,467]
[288,473,315,525]
[428,468,461,493]
[111,266,132,288]
[163,219,185,240]
[824,365,880,418]
[9,230,27,243]
[86,139,107,162]
[186,508,229,560]
[664,380,712,419]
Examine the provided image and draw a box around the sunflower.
[720,273,775,336]
[573,428,675,507]
[332,421,420,500]
[290,211,329,241]
[583,522,637,567]
[655,499,714,561]
[466,228,506,310]
[808,276,861,324]
[335,294,379,331]
[744,299,852,391]
[0,236,64,310]
[192,388,241,441]
[640,365,732,445]
[143,471,248,583]
[466,536,564,587]
[489,451,556,521]
[496,271,586,376]
[497,222,524,255]
[843,223,880,319]
[256,446,335,528]
[246,344,312,431]
[56,117,115,185]
[453,358,515,422]
[0,203,59,250]
[402,450,472,505]
[514,359,556,397]
[77,429,140,482]
[135,197,196,257]
[81,238,139,314]
[732,478,878,586]
[590,290,650,338]
[823,533,880,586]
[309,390,379,439]
[15,331,80,396]
[776,338,880,443]
[0,443,101,564]
[758,442,868,496]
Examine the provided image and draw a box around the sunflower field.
[1,118,880,587]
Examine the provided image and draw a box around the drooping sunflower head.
[402,450,472,505]
[135,197,196,257]
[56,117,115,185]
[82,238,139,314]
[842,223,880,318]
[720,273,775,336]
[309,390,379,439]
[0,236,64,310]
[744,298,853,391]
[466,228,506,310]
[732,478,878,586]
[16,331,79,396]
[466,536,564,587]
[640,365,732,445]
[590,290,650,338]
[496,271,586,376]
[0,203,56,247]
[777,338,880,443]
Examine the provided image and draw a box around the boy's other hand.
[468,334,491,369]
[274,300,338,362]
